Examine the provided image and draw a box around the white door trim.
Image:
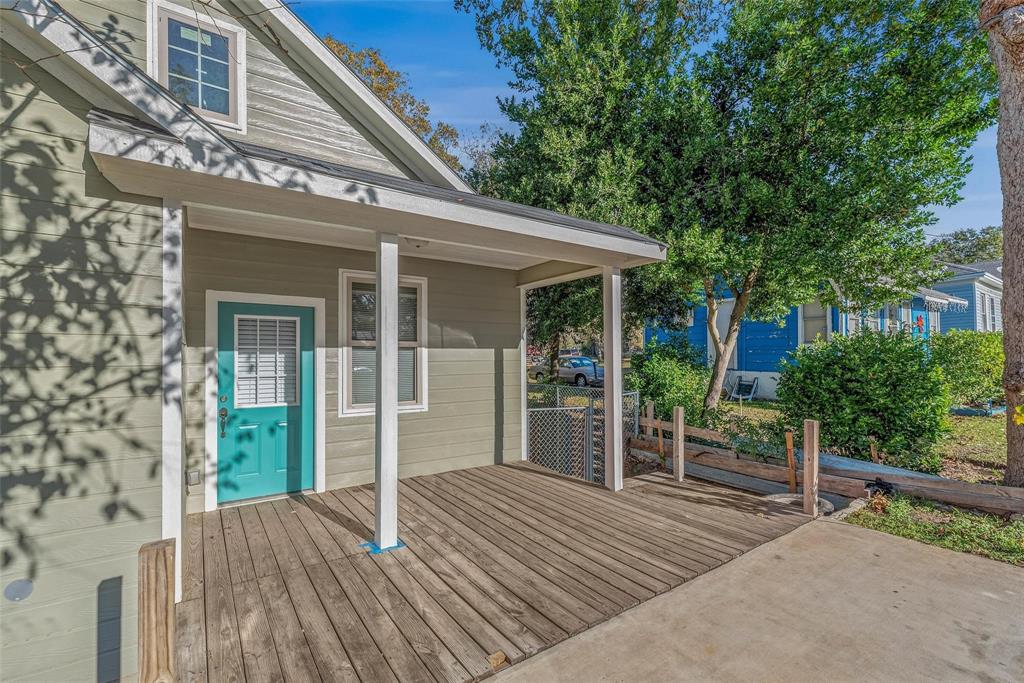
[204,290,326,512]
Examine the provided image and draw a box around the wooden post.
[673,406,685,482]
[139,538,176,683]
[375,232,400,549]
[645,401,655,438]
[785,430,797,494]
[602,266,624,491]
[869,436,880,464]
[803,419,820,518]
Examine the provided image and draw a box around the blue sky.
[294,0,1000,235]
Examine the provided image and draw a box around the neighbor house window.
[801,300,828,344]
[981,294,992,331]
[339,270,428,415]
[150,1,246,130]
[988,295,999,331]
[929,310,940,335]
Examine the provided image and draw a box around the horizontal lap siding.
[1,41,163,681]
[182,229,523,513]
[931,281,978,331]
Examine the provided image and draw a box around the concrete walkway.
[496,520,1024,683]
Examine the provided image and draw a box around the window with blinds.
[235,317,299,407]
[802,300,828,343]
[341,274,426,413]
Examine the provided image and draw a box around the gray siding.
[1,42,163,681]
[59,0,413,177]
[182,230,523,512]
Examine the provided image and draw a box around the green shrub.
[929,330,1004,406]
[628,336,711,427]
[777,331,950,473]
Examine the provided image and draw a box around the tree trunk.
[983,0,1024,486]
[702,276,755,413]
[547,334,561,382]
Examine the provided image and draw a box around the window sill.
[338,404,428,418]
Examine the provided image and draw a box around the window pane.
[168,18,199,52]
[236,317,297,407]
[398,348,416,403]
[201,85,230,115]
[168,76,199,106]
[351,282,376,342]
[202,30,230,61]
[168,47,198,80]
[399,286,418,342]
[201,57,229,88]
[351,347,376,405]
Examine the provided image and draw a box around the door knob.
[219,408,228,438]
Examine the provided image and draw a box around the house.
[645,285,968,399]
[930,260,1004,333]
[1,1,666,678]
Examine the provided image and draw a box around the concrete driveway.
[496,520,1024,682]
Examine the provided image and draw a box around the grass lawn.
[719,399,781,427]
[847,494,1024,566]
[936,416,1007,484]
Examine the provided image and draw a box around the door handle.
[219,408,228,438]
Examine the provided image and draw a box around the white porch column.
[160,200,184,602]
[520,287,529,461]
[375,233,400,549]
[603,266,624,491]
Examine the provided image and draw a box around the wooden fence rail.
[138,538,175,683]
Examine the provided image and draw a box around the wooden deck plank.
[280,565,360,682]
[397,480,598,633]
[232,579,284,682]
[326,554,436,683]
[343,486,564,650]
[271,498,325,567]
[201,511,246,683]
[460,468,693,586]
[327,485,528,665]
[408,476,630,616]
[430,471,642,609]
[304,491,371,555]
[433,471,666,599]
[287,496,345,561]
[182,513,204,602]
[254,501,304,573]
[237,505,279,578]
[257,573,322,682]
[221,507,257,584]
[175,597,207,683]
[304,562,399,683]
[485,466,744,566]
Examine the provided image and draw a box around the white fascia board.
[238,0,472,192]
[6,0,227,149]
[88,123,666,266]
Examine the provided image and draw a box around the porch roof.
[87,110,667,278]
[917,286,969,310]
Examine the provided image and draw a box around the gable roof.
[233,0,472,192]
[939,260,1003,286]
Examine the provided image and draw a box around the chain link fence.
[526,383,639,483]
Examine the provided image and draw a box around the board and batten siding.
[181,229,524,513]
[1,41,165,681]
[56,0,414,177]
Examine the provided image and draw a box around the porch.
[175,463,807,682]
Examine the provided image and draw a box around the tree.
[980,0,1024,486]
[457,0,707,352]
[656,0,997,412]
[324,37,463,171]
[932,225,1004,263]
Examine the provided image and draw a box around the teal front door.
[217,302,315,504]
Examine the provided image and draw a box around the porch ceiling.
[87,112,667,274]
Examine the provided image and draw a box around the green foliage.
[848,494,1024,566]
[931,226,1003,264]
[627,338,711,426]
[777,331,950,472]
[929,330,1005,406]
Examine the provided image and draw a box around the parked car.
[529,356,604,386]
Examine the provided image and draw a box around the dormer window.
[148,1,246,131]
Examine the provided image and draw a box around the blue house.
[929,260,1004,333]
[645,276,980,400]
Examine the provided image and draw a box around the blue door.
[217,302,315,504]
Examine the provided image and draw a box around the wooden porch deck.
[175,463,807,682]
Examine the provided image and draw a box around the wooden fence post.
[139,538,176,683]
[784,430,797,494]
[869,436,880,464]
[673,406,685,482]
[803,420,820,518]
[645,401,655,438]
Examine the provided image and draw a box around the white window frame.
[981,293,991,331]
[147,0,247,133]
[929,309,940,334]
[988,295,998,331]
[338,269,428,417]
[233,314,300,409]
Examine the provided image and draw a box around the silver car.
[529,356,604,386]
